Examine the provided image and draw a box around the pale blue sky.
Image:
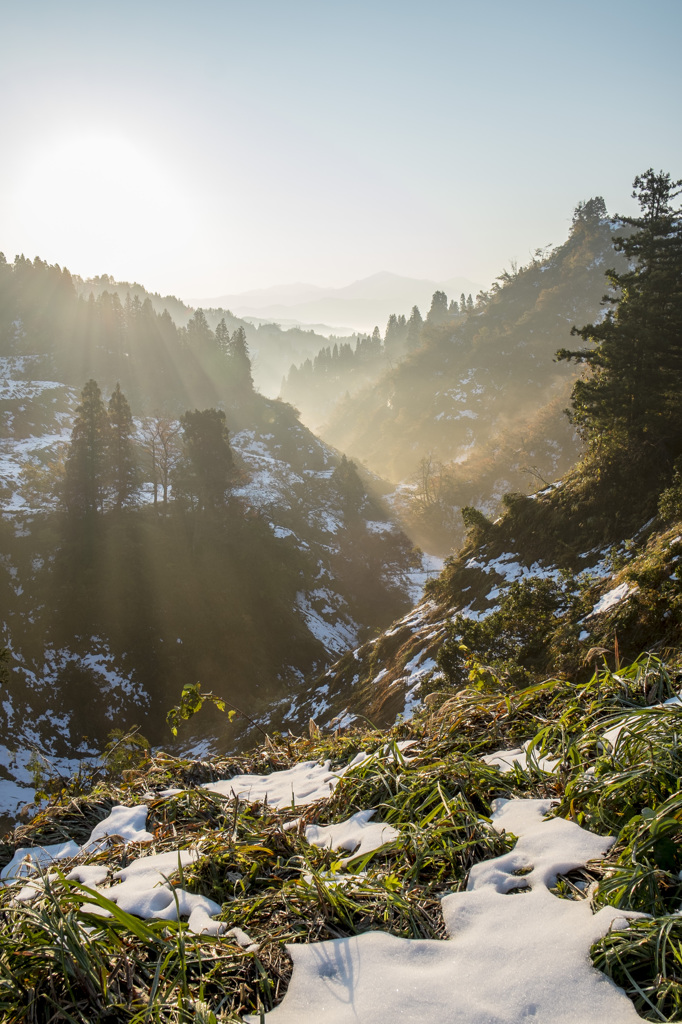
[2,0,680,298]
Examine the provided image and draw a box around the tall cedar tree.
[227,326,254,391]
[63,379,110,514]
[173,408,235,512]
[186,308,214,349]
[215,318,230,356]
[406,305,423,351]
[426,289,449,325]
[107,382,137,508]
[558,169,682,460]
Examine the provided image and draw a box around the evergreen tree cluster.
[63,380,237,517]
[558,170,682,468]
[0,256,254,413]
[63,381,137,515]
[280,290,473,424]
[321,197,624,491]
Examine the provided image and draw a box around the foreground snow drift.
[247,799,642,1024]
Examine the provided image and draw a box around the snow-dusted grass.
[0,653,680,1021]
[304,808,400,865]
[201,752,369,810]
[252,799,640,1024]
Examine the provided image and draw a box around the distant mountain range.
[189,271,483,334]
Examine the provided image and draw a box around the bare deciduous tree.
[139,416,182,509]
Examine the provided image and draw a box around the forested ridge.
[0,255,353,402]
[0,246,426,811]
[284,171,682,732]
[285,198,630,553]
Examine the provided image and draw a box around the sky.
[2,0,681,301]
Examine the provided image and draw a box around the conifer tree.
[173,408,235,512]
[384,313,399,350]
[215,318,230,356]
[63,379,110,515]
[558,169,682,459]
[107,382,137,509]
[426,290,449,325]
[406,305,423,351]
[331,454,366,513]
[227,326,254,391]
[186,308,214,348]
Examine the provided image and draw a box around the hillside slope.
[274,443,682,736]
[0,357,429,825]
[2,257,341,401]
[307,201,627,552]
[0,645,678,1021]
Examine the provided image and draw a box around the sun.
[14,132,190,275]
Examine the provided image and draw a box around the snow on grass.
[75,849,225,937]
[382,599,438,638]
[401,656,441,718]
[1,803,155,903]
[482,741,560,775]
[271,524,295,539]
[250,797,642,1024]
[0,732,102,823]
[304,809,400,865]
[0,777,35,821]
[1,804,154,888]
[230,429,304,509]
[588,582,635,617]
[0,739,653,1018]
[18,639,151,722]
[1,804,226,936]
[0,378,66,403]
[400,554,445,604]
[459,552,564,617]
[328,709,357,730]
[601,691,682,750]
[82,804,154,851]
[201,752,369,810]
[308,508,342,534]
[1,839,81,886]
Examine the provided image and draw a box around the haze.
[2,0,681,300]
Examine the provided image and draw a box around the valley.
[1,168,682,1023]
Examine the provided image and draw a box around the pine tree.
[384,313,399,350]
[63,379,110,515]
[406,305,423,351]
[173,408,235,512]
[186,308,214,348]
[227,326,254,391]
[426,290,449,325]
[107,382,137,509]
[215,318,230,356]
[331,454,366,513]
[558,169,682,459]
